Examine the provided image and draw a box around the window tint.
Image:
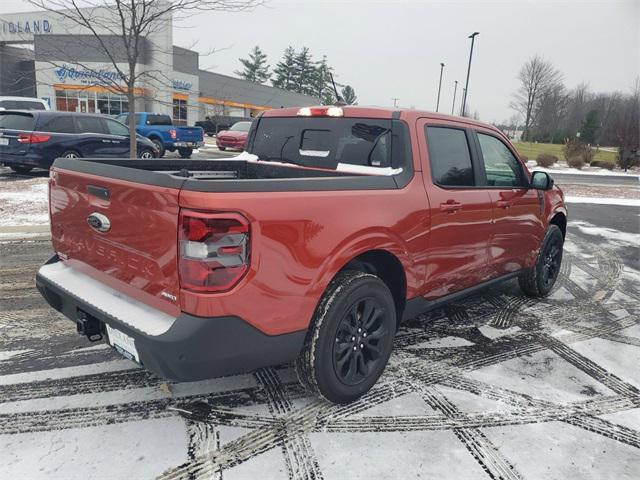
[75,116,106,134]
[230,121,251,132]
[0,113,35,130]
[147,114,172,126]
[104,119,129,136]
[426,127,474,186]
[38,115,75,133]
[0,100,46,110]
[477,133,526,187]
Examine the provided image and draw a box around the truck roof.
[262,105,503,135]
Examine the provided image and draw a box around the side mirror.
[530,171,554,190]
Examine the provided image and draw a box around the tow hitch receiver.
[76,310,103,342]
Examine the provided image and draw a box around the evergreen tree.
[292,47,316,95]
[341,85,357,105]
[235,46,270,84]
[579,109,599,144]
[314,56,335,104]
[271,46,296,90]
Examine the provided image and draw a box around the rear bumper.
[35,256,306,382]
[170,141,204,148]
[1,152,50,169]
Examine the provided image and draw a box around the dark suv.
[0,111,157,173]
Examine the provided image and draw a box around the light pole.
[436,62,445,112]
[451,80,458,115]
[391,97,400,108]
[461,31,479,117]
[459,88,466,115]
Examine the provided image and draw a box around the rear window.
[146,114,172,126]
[0,100,46,110]
[0,113,35,130]
[38,115,76,134]
[250,117,393,169]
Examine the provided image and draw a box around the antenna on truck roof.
[329,73,347,106]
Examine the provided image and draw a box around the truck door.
[417,119,494,298]
[472,129,545,276]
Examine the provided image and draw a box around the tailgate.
[49,168,182,315]
[176,127,203,142]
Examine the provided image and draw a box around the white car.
[0,96,50,111]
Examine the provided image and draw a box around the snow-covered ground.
[0,178,49,227]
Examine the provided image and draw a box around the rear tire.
[295,270,396,404]
[138,148,155,159]
[519,225,564,297]
[178,147,193,159]
[10,165,33,174]
[60,150,81,159]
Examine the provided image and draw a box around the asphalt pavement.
[549,172,639,186]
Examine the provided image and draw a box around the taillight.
[18,133,51,144]
[297,106,343,117]
[178,210,250,293]
[169,129,177,139]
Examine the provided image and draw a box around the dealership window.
[54,89,128,115]
[173,97,188,125]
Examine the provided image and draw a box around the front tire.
[138,148,155,159]
[150,138,165,158]
[295,270,396,404]
[519,225,564,297]
[178,147,193,159]
[218,146,226,151]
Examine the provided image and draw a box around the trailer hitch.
[76,310,103,342]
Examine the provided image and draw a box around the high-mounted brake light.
[178,210,250,293]
[18,133,51,144]
[297,106,343,117]
[169,129,177,140]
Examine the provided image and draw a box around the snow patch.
[565,196,640,206]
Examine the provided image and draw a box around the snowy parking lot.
[0,167,639,480]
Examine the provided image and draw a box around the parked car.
[196,114,253,137]
[0,111,157,173]
[36,105,566,403]
[116,112,204,159]
[215,121,252,151]
[0,96,50,111]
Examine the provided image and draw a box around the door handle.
[440,201,462,213]
[496,200,512,209]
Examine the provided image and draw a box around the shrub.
[567,155,585,169]
[617,147,640,171]
[519,154,528,162]
[590,160,614,170]
[563,138,593,164]
[536,154,558,168]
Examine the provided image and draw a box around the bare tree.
[510,55,562,141]
[28,0,262,157]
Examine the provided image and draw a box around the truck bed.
[52,156,412,192]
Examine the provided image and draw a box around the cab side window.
[425,126,474,187]
[477,133,526,187]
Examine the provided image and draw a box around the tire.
[60,150,81,159]
[218,146,226,151]
[295,270,397,404]
[518,225,564,297]
[150,138,165,158]
[138,148,155,159]
[207,133,214,137]
[10,165,33,174]
[178,147,193,159]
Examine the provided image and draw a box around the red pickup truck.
[36,106,566,403]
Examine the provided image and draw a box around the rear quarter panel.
[178,178,430,335]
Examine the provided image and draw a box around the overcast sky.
[3,0,639,122]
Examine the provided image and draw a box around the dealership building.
[0,7,315,125]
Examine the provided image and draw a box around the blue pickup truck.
[116,112,204,158]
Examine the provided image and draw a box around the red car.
[215,121,252,151]
[37,105,566,403]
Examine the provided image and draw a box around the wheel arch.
[550,211,567,239]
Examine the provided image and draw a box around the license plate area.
[106,324,140,363]
[0,138,9,146]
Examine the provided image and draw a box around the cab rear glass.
[0,100,46,110]
[249,117,394,169]
[0,112,35,130]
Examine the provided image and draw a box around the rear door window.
[0,113,35,130]
[37,115,76,133]
[251,117,392,169]
[476,133,526,187]
[425,126,475,187]
[104,118,129,136]
[76,116,107,135]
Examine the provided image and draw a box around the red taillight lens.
[18,133,51,144]
[178,210,250,293]
[169,129,177,139]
